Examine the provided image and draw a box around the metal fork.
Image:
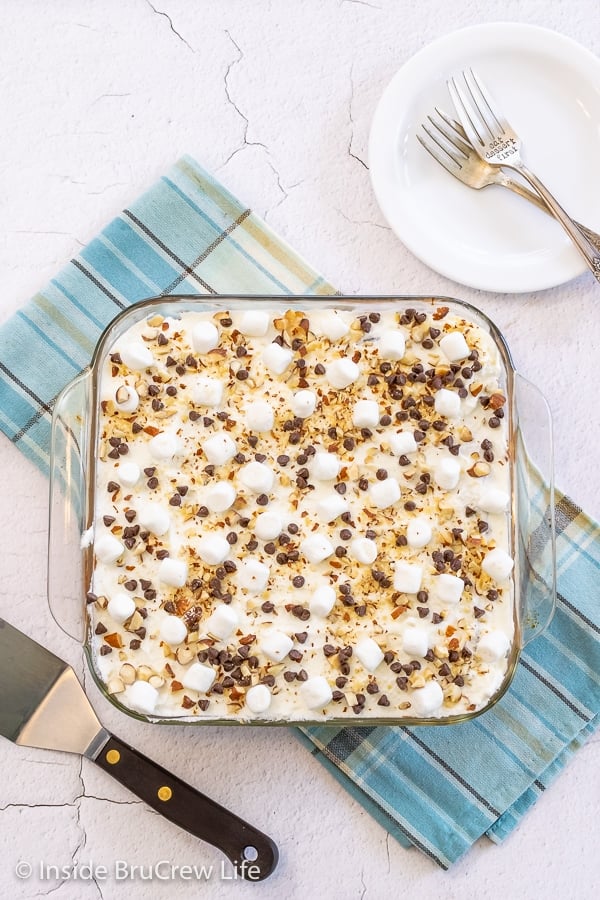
[448,68,600,282]
[418,109,600,253]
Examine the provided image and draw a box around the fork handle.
[500,174,600,253]
[513,163,600,283]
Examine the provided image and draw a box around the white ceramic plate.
[369,23,600,293]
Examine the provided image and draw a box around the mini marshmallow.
[191,376,223,408]
[202,432,237,466]
[245,400,274,432]
[94,534,124,564]
[245,684,272,714]
[378,329,406,360]
[309,585,336,617]
[440,331,470,362]
[137,502,170,536]
[148,431,181,462]
[482,548,514,581]
[434,457,460,490]
[114,384,139,413]
[117,462,140,487]
[299,675,333,710]
[237,558,270,592]
[410,680,444,716]
[238,310,270,337]
[182,662,216,693]
[291,390,317,418]
[477,630,511,662]
[369,477,401,509]
[107,593,136,624]
[355,636,384,672]
[434,388,461,418]
[478,487,510,514]
[204,481,236,513]
[393,561,423,594]
[197,535,230,565]
[119,341,154,371]
[191,321,219,354]
[389,431,418,456]
[260,630,293,662]
[262,342,293,374]
[311,452,340,481]
[205,603,238,640]
[239,461,274,494]
[327,358,360,389]
[352,399,379,428]
[316,494,349,522]
[407,518,433,549]
[160,615,188,646]
[402,624,429,658]
[159,558,188,588]
[314,310,350,340]
[350,537,378,564]
[300,534,335,565]
[254,511,283,541]
[435,573,464,604]
[126,681,159,715]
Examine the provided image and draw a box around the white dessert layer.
[89,303,514,722]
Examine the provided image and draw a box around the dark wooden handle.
[94,734,278,881]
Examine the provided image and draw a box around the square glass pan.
[49,295,556,726]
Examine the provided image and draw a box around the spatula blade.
[0,618,105,755]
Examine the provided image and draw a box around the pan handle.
[92,733,278,881]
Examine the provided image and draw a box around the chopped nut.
[119,663,136,685]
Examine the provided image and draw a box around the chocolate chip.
[256,494,269,506]
[292,575,305,588]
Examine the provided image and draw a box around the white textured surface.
[1,1,599,897]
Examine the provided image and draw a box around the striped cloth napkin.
[1,156,598,868]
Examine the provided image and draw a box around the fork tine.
[434,108,470,146]
[463,69,505,139]
[428,109,471,158]
[447,75,487,148]
[417,129,461,174]
[466,68,507,135]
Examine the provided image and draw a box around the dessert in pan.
[86,297,516,723]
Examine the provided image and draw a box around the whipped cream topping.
[89,303,514,721]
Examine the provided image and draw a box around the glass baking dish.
[48,295,555,726]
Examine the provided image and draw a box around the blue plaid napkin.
[1,156,598,868]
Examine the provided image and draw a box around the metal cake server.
[0,618,278,881]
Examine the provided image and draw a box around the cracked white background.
[1,1,599,898]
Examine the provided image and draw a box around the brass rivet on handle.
[106,749,121,765]
[157,786,172,802]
